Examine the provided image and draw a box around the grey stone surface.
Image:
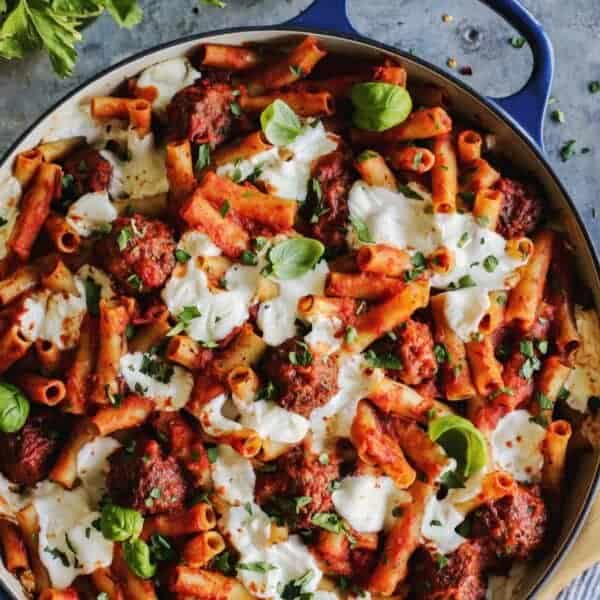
[0,0,599,596]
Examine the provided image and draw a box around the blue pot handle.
[285,0,553,152]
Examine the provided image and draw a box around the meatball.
[495,178,543,239]
[0,409,67,486]
[166,81,235,147]
[388,319,437,385]
[410,541,490,600]
[63,147,112,197]
[304,151,354,249]
[106,437,188,515]
[255,446,340,529]
[471,483,547,560]
[99,214,176,292]
[261,338,339,417]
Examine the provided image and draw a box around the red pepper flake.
[459,65,473,76]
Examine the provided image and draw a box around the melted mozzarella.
[304,315,342,354]
[564,307,599,412]
[211,445,256,505]
[200,393,309,445]
[0,175,21,260]
[332,475,411,533]
[76,265,116,300]
[220,503,322,599]
[491,410,545,482]
[421,467,486,554]
[257,260,329,346]
[178,230,222,257]
[42,103,107,144]
[66,191,118,237]
[137,57,201,112]
[241,400,309,445]
[309,354,381,451]
[0,472,28,517]
[217,122,337,201]
[102,130,168,199]
[486,563,528,600]
[441,288,491,342]
[35,436,119,588]
[119,352,193,411]
[348,182,527,290]
[19,281,88,350]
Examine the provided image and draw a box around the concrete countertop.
[0,0,598,597]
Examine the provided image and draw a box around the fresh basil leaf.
[349,215,374,243]
[267,237,324,280]
[260,99,302,146]
[195,143,211,172]
[350,82,413,132]
[238,561,277,573]
[428,415,487,478]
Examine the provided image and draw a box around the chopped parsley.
[117,227,133,251]
[537,391,553,411]
[397,184,425,200]
[126,273,142,290]
[288,340,313,367]
[318,453,329,465]
[167,305,202,337]
[349,215,374,243]
[44,546,69,567]
[551,109,565,123]
[196,144,211,172]
[289,65,304,77]
[206,446,218,463]
[214,551,236,575]
[220,200,231,217]
[457,232,469,248]
[148,534,176,562]
[257,381,278,402]
[560,140,577,162]
[430,519,442,527]
[139,354,174,384]
[240,250,258,266]
[404,251,426,281]
[311,512,355,544]
[363,349,402,369]
[483,255,498,272]
[509,36,526,48]
[589,81,600,94]
[230,101,242,117]
[557,386,571,402]
[281,570,314,600]
[345,326,358,345]
[175,248,191,263]
[435,554,449,569]
[413,150,423,170]
[434,343,448,364]
[237,561,277,573]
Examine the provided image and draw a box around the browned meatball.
[303,150,354,249]
[106,437,188,515]
[410,540,490,600]
[255,446,340,529]
[495,178,543,239]
[0,409,67,486]
[99,214,176,293]
[390,319,437,385]
[261,338,339,417]
[166,81,235,147]
[63,147,112,197]
[471,483,547,560]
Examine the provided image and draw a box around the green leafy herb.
[99,504,144,542]
[429,415,488,478]
[240,250,258,266]
[457,232,469,248]
[44,546,69,567]
[213,550,236,575]
[123,539,156,579]
[458,190,475,205]
[345,326,358,345]
[288,340,312,367]
[126,273,142,290]
[483,255,498,272]
[148,533,175,562]
[139,354,174,384]
[519,355,541,380]
[557,386,570,402]
[398,184,424,200]
[537,339,549,354]
[560,140,577,162]
[430,519,442,527]
[318,453,329,465]
[455,518,472,538]
[435,554,449,569]
[237,562,277,573]
[289,64,304,77]
[537,391,553,411]
[195,143,211,172]
[356,149,379,163]
[256,381,278,402]
[0,382,29,433]
[266,237,325,280]
[349,215,374,243]
[260,99,302,145]
[350,82,413,132]
[281,570,314,600]
[220,199,230,217]
[201,0,227,7]
[551,109,565,123]
[529,414,548,428]
[230,101,242,117]
[175,248,191,263]
[117,226,133,251]
[207,446,218,463]
[82,277,101,317]
[434,343,448,364]
[589,81,600,94]
[363,349,402,369]
[476,216,490,227]
[440,469,466,489]
[166,305,202,337]
[509,36,526,49]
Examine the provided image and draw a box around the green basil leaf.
[123,539,156,579]
[267,237,325,280]
[260,99,302,146]
[100,504,144,542]
[428,415,488,478]
[350,82,413,132]
[0,382,29,433]
[349,215,374,243]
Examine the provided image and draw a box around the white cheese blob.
[42,103,107,144]
[240,400,309,445]
[563,306,598,412]
[257,260,329,346]
[220,503,322,599]
[137,57,201,112]
[0,175,21,260]
[0,472,28,517]
[76,265,116,300]
[66,191,118,237]
[332,475,411,533]
[200,393,242,436]
[178,230,222,258]
[304,315,342,354]
[441,288,491,342]
[217,121,337,201]
[119,352,193,411]
[309,354,381,451]
[34,436,119,589]
[421,467,486,554]
[211,445,256,505]
[102,130,168,199]
[348,181,527,290]
[486,563,528,600]
[19,290,49,341]
[491,410,546,482]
